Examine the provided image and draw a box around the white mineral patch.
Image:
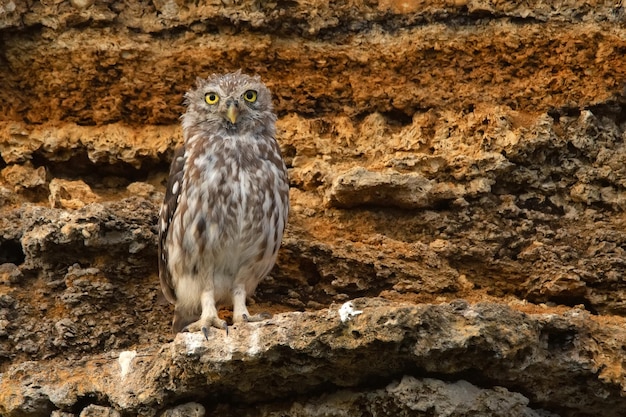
[182,332,206,355]
[247,327,261,356]
[118,350,137,379]
[339,301,363,323]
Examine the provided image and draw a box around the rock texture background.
[1,1,626,416]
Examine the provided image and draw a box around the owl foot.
[203,322,229,339]
[241,312,272,323]
[183,317,229,340]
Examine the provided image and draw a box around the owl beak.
[226,102,239,124]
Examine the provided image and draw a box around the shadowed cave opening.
[68,392,114,416]
[0,239,25,265]
[30,148,172,190]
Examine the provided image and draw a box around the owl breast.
[167,130,288,307]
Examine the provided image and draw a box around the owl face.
[183,71,274,134]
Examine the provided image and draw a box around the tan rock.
[0,162,46,192]
[1,2,626,416]
[49,178,99,209]
[0,300,624,416]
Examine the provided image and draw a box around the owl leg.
[172,307,197,334]
[182,289,228,339]
[232,285,272,324]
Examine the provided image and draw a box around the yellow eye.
[243,90,257,103]
[205,92,219,105]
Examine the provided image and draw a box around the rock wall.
[1,1,626,416]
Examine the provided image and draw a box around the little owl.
[158,71,289,338]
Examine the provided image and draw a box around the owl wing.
[158,145,186,304]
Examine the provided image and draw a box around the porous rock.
[2,1,626,416]
[0,300,624,416]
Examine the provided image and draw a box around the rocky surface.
[2,1,626,416]
[2,299,624,417]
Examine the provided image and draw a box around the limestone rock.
[79,405,120,417]
[51,411,76,417]
[126,182,158,200]
[49,178,99,209]
[0,162,46,192]
[250,377,559,417]
[327,168,435,209]
[0,300,625,416]
[2,1,626,416]
[160,402,205,417]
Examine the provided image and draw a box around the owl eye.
[205,92,219,105]
[243,90,257,103]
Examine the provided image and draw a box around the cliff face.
[1,1,626,416]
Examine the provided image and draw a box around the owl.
[158,71,289,338]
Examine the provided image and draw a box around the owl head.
[182,70,275,135]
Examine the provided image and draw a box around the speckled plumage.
[158,71,289,336]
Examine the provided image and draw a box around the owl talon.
[241,312,272,323]
[182,316,228,336]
